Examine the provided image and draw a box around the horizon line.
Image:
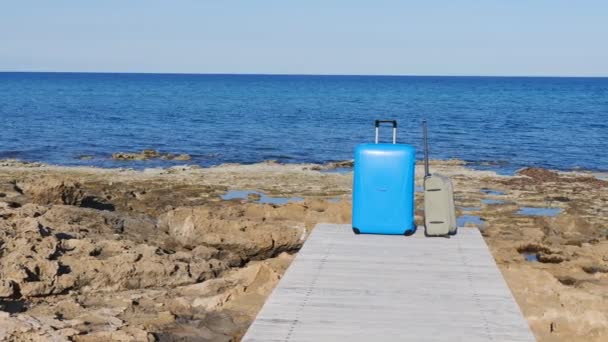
[1,70,608,79]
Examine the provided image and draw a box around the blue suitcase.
[352,120,416,235]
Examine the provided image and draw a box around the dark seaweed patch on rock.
[582,265,608,274]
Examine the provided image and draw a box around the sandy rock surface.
[0,159,606,341]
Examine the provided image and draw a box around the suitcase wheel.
[403,227,416,236]
[423,228,449,238]
[449,228,458,236]
[352,227,361,235]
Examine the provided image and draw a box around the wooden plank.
[242,224,535,342]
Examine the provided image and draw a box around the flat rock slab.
[243,223,536,341]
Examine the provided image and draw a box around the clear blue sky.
[1,0,607,76]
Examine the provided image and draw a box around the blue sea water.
[1,72,607,172]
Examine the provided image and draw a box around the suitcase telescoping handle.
[374,120,397,144]
[422,120,431,177]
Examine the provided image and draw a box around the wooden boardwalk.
[242,223,535,341]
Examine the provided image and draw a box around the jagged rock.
[11,203,49,219]
[73,328,154,342]
[0,313,72,341]
[112,149,161,161]
[0,211,229,300]
[1,159,606,341]
[540,213,603,245]
[112,150,191,162]
[0,279,17,297]
[517,167,561,182]
[161,153,192,161]
[157,205,305,259]
[14,178,84,205]
[37,205,159,241]
[322,160,354,169]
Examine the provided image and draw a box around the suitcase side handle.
[374,120,397,144]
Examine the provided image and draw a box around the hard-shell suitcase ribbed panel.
[352,143,416,235]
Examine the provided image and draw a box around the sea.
[1,72,607,174]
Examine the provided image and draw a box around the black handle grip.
[375,120,397,128]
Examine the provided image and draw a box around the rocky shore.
[111,150,192,161]
[0,159,606,341]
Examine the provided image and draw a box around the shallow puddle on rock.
[480,188,505,196]
[459,206,481,212]
[0,299,27,313]
[516,207,562,217]
[521,252,539,262]
[415,186,423,193]
[481,198,506,205]
[592,172,608,181]
[221,190,303,205]
[457,215,484,227]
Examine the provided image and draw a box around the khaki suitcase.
[422,121,457,236]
